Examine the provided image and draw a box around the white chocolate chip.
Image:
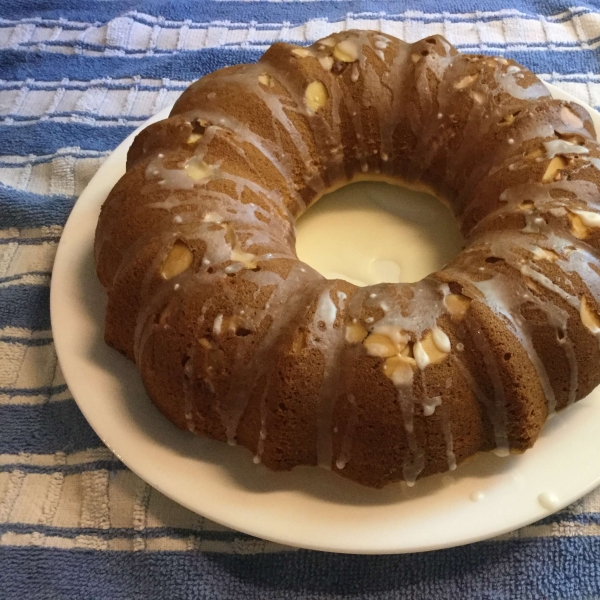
[568,212,590,239]
[186,133,202,144]
[159,241,193,280]
[292,47,310,58]
[560,106,584,129]
[549,207,567,217]
[203,211,223,223]
[345,323,368,344]
[258,73,273,87]
[383,356,414,386]
[444,293,471,321]
[525,147,544,160]
[417,330,450,368]
[231,245,257,269]
[185,158,214,181]
[213,314,223,336]
[500,112,518,126]
[371,325,409,347]
[432,328,451,353]
[453,74,478,90]
[333,40,359,63]
[542,155,568,183]
[390,360,414,387]
[532,247,559,262]
[320,37,336,47]
[363,333,398,358]
[413,340,430,370]
[573,209,600,228]
[471,90,485,105]
[318,56,334,71]
[305,81,329,112]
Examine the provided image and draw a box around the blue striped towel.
[2,1,600,598]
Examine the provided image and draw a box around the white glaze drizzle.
[544,139,589,158]
[313,284,346,468]
[335,394,358,470]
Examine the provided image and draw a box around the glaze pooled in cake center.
[296,180,463,285]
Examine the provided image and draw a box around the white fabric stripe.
[8,38,600,58]
[0,86,600,142]
[0,466,600,553]
[0,388,70,406]
[0,7,595,30]
[0,273,49,287]
[0,316,68,407]
[0,328,53,340]
[2,73,599,132]
[132,480,151,551]
[0,243,18,279]
[0,153,106,197]
[0,531,296,553]
[3,468,600,534]
[0,263,65,400]
[0,226,63,241]
[1,509,600,550]
[0,340,61,391]
[76,470,111,549]
[0,149,108,166]
[1,80,600,137]
[0,241,56,278]
[0,448,117,468]
[0,467,28,523]
[3,72,600,94]
[7,473,52,525]
[2,114,150,127]
[7,470,233,533]
[23,468,65,546]
[107,471,145,529]
[495,521,600,540]
[29,453,66,546]
[1,11,600,55]
[0,77,188,91]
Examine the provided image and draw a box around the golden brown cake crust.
[95,31,600,488]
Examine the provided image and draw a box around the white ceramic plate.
[51,83,600,554]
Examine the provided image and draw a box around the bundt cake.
[94,31,600,488]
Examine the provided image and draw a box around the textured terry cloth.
[2,0,600,598]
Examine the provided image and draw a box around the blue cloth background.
[2,0,600,598]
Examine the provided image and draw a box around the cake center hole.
[295,181,463,286]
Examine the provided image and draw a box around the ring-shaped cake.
[95,31,600,488]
